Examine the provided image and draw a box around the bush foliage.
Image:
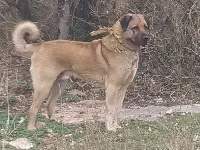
[0,0,199,106]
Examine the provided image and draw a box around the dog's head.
[120,13,149,47]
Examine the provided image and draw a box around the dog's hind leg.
[46,76,67,119]
[27,68,59,130]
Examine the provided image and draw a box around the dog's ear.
[120,15,132,32]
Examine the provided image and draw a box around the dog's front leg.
[113,68,138,129]
[113,86,128,129]
[105,82,120,131]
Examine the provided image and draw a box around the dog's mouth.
[133,33,149,47]
[129,38,148,48]
[140,46,147,50]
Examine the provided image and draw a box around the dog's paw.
[106,124,117,132]
[107,127,117,132]
[36,121,45,128]
[27,126,36,130]
[114,124,122,129]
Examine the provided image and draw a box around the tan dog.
[12,13,149,131]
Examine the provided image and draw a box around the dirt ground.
[40,99,200,124]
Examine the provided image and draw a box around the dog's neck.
[101,21,140,53]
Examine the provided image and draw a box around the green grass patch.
[1,111,200,149]
[0,112,83,149]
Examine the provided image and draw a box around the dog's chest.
[118,51,139,72]
[104,51,138,85]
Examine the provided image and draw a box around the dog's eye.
[132,25,139,30]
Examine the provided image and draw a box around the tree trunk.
[58,0,71,39]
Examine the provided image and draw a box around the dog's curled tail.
[12,21,40,54]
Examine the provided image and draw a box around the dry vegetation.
[0,0,200,149]
[1,0,199,109]
[121,0,200,106]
